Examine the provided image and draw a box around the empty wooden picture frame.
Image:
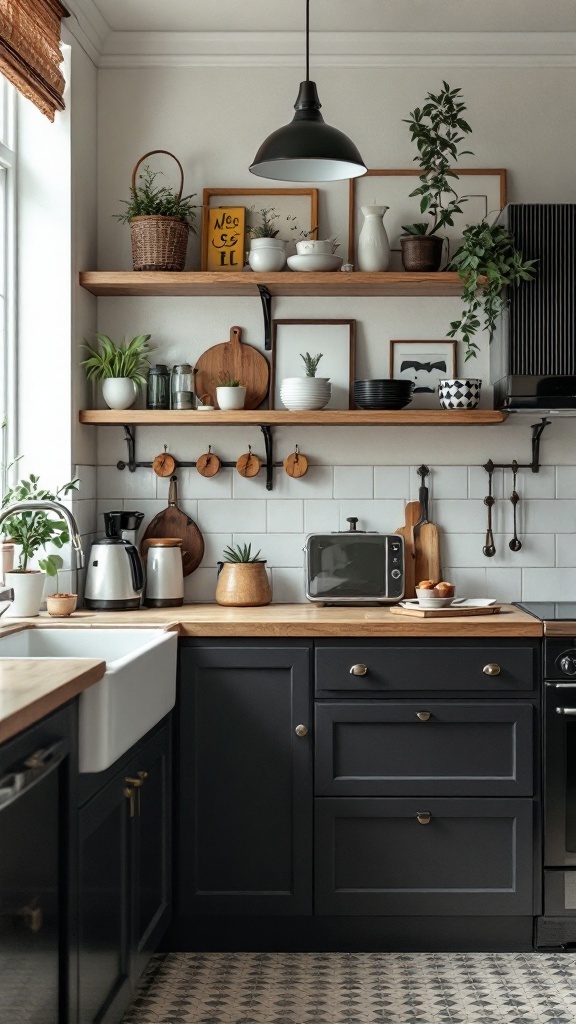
[202,188,319,270]
[271,319,356,410]
[390,339,458,410]
[348,169,507,267]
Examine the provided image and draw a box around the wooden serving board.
[395,501,421,599]
[139,475,204,576]
[390,604,503,619]
[194,325,269,409]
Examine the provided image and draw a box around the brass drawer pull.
[416,812,432,825]
[483,663,501,676]
[295,724,309,737]
[349,663,368,676]
[416,711,431,722]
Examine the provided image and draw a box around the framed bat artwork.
[389,340,457,410]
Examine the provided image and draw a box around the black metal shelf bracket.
[261,425,274,491]
[482,416,551,476]
[117,425,137,472]
[258,285,273,350]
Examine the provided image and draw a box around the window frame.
[0,78,17,497]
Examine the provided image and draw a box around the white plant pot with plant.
[280,352,331,411]
[215,373,247,411]
[39,554,77,617]
[81,333,154,410]
[247,207,288,272]
[1,473,79,618]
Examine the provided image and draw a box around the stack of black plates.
[353,379,414,410]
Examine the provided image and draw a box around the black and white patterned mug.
[438,378,482,410]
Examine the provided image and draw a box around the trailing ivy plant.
[114,165,197,231]
[401,81,473,238]
[447,222,537,360]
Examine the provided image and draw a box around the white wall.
[91,62,576,602]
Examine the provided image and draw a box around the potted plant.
[247,207,288,271]
[114,151,197,271]
[280,352,331,411]
[447,221,537,361]
[1,473,79,618]
[81,332,154,410]
[215,372,246,411]
[39,554,77,617]
[215,543,272,607]
[401,81,473,272]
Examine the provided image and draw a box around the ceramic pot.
[296,239,334,255]
[46,594,78,617]
[215,561,272,607]
[280,377,331,411]
[216,386,246,410]
[248,238,287,272]
[438,378,482,410]
[1,542,14,583]
[401,235,443,272]
[4,570,45,617]
[102,377,138,410]
[357,206,390,272]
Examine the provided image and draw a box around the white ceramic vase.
[216,386,246,410]
[357,205,391,272]
[280,377,331,411]
[4,570,45,617]
[248,238,287,272]
[102,377,138,410]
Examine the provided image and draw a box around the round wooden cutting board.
[194,325,269,410]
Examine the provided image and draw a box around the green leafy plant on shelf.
[1,474,79,572]
[216,372,244,388]
[81,334,154,387]
[300,352,323,377]
[114,165,198,230]
[222,543,263,563]
[448,222,537,360]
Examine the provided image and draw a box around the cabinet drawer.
[315,643,536,695]
[315,797,534,916]
[315,702,533,797]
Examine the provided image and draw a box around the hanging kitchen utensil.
[152,446,176,478]
[236,446,261,478]
[395,500,421,599]
[193,326,270,410]
[196,445,221,478]
[509,463,522,552]
[413,465,442,586]
[140,475,204,576]
[483,464,496,557]
[283,445,309,478]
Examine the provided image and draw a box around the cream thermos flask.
[143,538,184,607]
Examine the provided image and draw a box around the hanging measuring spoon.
[509,464,522,552]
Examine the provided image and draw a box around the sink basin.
[0,628,177,772]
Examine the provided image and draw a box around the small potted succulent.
[247,207,288,272]
[215,542,271,607]
[280,352,331,411]
[39,554,77,617]
[215,372,247,411]
[81,332,154,410]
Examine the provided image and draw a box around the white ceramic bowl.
[296,239,334,255]
[287,254,343,273]
[414,595,454,609]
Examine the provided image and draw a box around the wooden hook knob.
[236,450,261,478]
[196,448,221,477]
[283,450,309,478]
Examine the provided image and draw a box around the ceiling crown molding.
[62,0,111,63]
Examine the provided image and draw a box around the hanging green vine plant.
[447,221,537,360]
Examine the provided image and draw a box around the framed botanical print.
[389,339,457,410]
[271,320,356,410]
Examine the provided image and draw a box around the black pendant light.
[249,0,366,182]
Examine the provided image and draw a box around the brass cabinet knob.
[349,663,368,676]
[295,724,309,737]
[416,711,431,722]
[483,663,501,676]
[416,812,432,825]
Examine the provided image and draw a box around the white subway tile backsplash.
[443,567,487,597]
[304,500,340,534]
[267,501,304,533]
[70,498,96,539]
[441,532,555,569]
[232,466,333,500]
[556,466,576,498]
[97,466,156,500]
[485,568,522,602]
[197,499,267,533]
[468,465,504,500]
[157,467,232,500]
[234,533,304,568]
[270,567,306,603]
[338,500,404,533]
[507,465,554,499]
[183,568,218,603]
[74,465,96,501]
[556,534,576,568]
[431,500,493,533]
[410,466,468,500]
[333,466,373,499]
[522,568,576,601]
[374,466,410,499]
[199,533,233,568]
[524,499,576,533]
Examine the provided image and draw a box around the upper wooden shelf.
[79,409,507,427]
[79,271,473,298]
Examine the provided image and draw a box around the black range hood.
[491,204,576,411]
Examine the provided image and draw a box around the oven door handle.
[549,682,576,689]
[0,741,66,813]
[555,707,576,715]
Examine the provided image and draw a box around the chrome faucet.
[0,500,85,570]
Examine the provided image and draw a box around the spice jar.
[146,365,170,410]
[170,363,194,410]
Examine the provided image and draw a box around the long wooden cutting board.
[194,325,269,409]
[395,501,421,599]
[139,475,204,576]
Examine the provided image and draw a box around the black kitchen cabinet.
[178,641,312,915]
[77,717,171,1024]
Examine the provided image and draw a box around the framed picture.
[348,169,507,268]
[204,206,246,271]
[389,340,457,410]
[271,319,356,410]
[202,188,318,270]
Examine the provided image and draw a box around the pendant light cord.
[305,0,310,80]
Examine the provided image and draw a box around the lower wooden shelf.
[79,409,507,426]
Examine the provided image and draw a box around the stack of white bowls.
[280,377,332,411]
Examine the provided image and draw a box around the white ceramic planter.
[248,238,287,272]
[4,570,45,617]
[216,386,246,410]
[280,377,331,411]
[102,377,138,410]
[358,205,391,272]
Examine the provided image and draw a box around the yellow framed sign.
[203,206,246,271]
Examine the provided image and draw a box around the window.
[0,76,16,495]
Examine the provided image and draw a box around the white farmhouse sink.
[0,628,177,773]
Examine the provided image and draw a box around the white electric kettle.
[84,538,144,610]
[143,538,184,608]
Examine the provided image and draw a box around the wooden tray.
[390,604,503,619]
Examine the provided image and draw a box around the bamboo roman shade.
[0,0,69,121]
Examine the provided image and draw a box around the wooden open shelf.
[79,409,507,427]
[79,271,475,298]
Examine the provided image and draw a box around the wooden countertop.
[0,653,105,745]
